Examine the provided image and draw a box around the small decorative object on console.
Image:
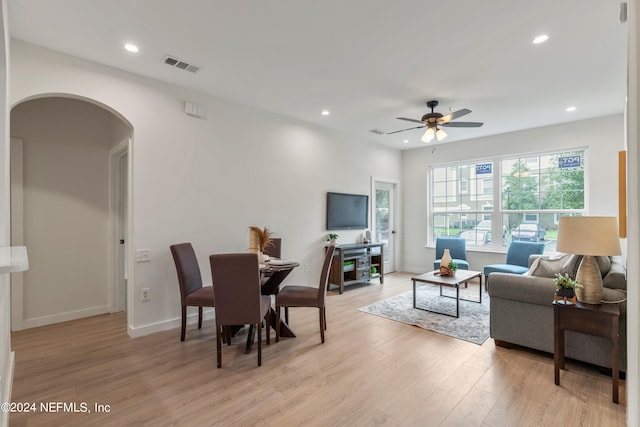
[326,233,339,245]
[553,272,580,305]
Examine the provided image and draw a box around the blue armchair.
[483,241,545,282]
[433,238,469,270]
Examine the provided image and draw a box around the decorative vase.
[329,239,336,246]
[440,249,452,270]
[257,252,265,264]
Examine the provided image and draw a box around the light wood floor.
[9,273,626,426]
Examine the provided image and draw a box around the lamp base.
[575,255,603,304]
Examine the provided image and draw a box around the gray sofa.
[487,255,627,371]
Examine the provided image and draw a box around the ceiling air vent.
[162,55,200,73]
[369,129,386,135]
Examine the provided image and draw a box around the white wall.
[10,97,116,327]
[402,115,625,273]
[626,0,639,424]
[9,41,402,336]
[0,0,10,425]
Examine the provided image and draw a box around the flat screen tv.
[326,192,369,230]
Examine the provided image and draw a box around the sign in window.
[476,163,492,175]
[559,156,581,168]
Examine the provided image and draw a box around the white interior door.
[372,179,398,273]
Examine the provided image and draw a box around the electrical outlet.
[140,288,150,301]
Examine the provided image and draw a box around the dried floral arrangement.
[248,226,275,253]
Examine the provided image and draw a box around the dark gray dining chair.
[275,245,335,343]
[210,253,272,367]
[264,237,281,259]
[261,237,282,286]
[170,243,215,342]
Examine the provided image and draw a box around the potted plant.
[448,260,458,274]
[554,273,581,303]
[326,233,339,245]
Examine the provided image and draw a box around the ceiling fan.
[387,100,483,142]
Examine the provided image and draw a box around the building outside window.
[430,150,585,252]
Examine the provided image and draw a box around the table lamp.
[556,216,621,304]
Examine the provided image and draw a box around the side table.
[553,300,620,404]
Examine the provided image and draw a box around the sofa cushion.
[602,287,627,304]
[485,264,529,276]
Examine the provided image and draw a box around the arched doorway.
[10,95,132,330]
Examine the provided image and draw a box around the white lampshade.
[435,128,447,141]
[421,127,435,143]
[556,216,621,256]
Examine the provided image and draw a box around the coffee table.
[411,270,483,318]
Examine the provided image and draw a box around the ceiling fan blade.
[396,117,425,124]
[440,121,484,128]
[439,108,471,123]
[386,125,426,135]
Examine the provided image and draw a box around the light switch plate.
[135,249,151,262]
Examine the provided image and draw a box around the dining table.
[241,260,299,353]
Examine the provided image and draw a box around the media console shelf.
[326,243,384,294]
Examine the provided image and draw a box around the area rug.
[359,285,490,345]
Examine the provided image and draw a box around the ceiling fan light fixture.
[421,127,435,143]
[436,128,447,141]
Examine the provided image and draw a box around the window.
[459,179,468,194]
[482,178,492,195]
[432,162,494,247]
[430,150,585,252]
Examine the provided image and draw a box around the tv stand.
[326,243,384,294]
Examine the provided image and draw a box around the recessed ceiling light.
[566,106,576,112]
[403,140,409,144]
[532,34,549,45]
[321,110,330,116]
[124,43,139,53]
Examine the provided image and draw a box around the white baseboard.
[128,308,215,338]
[15,305,111,331]
[1,351,15,427]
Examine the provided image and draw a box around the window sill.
[425,244,507,255]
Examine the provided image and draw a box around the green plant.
[326,233,339,241]
[448,260,458,271]
[553,273,581,291]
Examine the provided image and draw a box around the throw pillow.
[528,253,572,278]
[525,257,540,276]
